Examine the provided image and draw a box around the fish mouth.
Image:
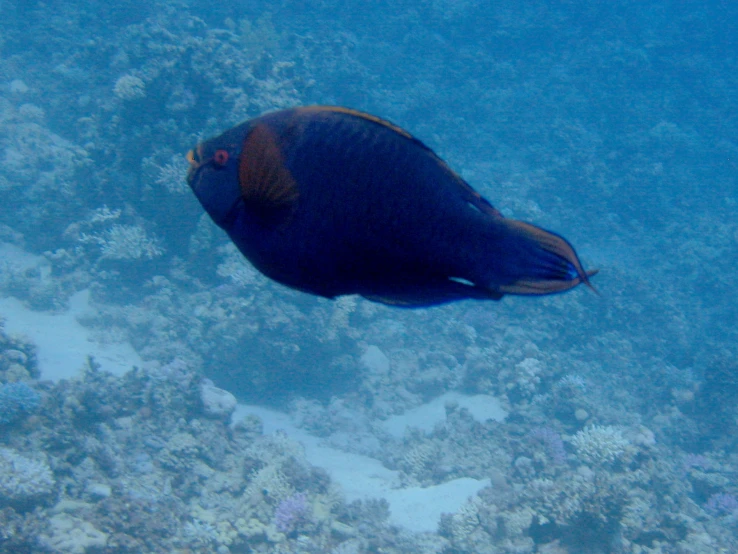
[185,147,201,186]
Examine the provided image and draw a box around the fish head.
[186,122,252,228]
[188,116,301,230]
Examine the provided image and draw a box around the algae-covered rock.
[0,447,55,510]
[200,381,237,420]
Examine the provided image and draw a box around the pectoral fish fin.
[362,278,503,308]
[238,123,299,219]
[497,220,598,295]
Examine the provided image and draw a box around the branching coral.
[153,154,190,194]
[571,425,630,466]
[80,223,163,261]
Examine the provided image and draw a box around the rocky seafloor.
[2,305,738,554]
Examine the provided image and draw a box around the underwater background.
[0,0,737,552]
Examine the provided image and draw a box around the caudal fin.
[495,220,598,296]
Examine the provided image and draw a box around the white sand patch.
[382,391,507,438]
[0,242,47,273]
[235,401,493,533]
[0,290,142,380]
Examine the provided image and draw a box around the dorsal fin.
[238,123,299,212]
[297,106,417,141]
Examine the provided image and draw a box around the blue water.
[1,1,737,552]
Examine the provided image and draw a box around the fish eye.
[213,149,229,167]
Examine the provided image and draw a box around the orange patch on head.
[238,124,299,210]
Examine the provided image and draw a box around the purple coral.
[682,453,710,475]
[530,427,567,465]
[705,493,738,516]
[274,492,311,533]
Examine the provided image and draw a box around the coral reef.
[0,0,737,552]
[0,326,438,552]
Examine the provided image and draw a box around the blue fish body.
[187,106,595,307]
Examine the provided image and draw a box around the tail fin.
[495,219,598,296]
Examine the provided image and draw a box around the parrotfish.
[186,106,596,307]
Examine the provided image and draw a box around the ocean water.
[0,1,736,552]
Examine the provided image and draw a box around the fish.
[186,106,597,307]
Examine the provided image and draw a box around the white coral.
[0,447,55,504]
[402,442,437,475]
[502,506,535,538]
[571,425,629,465]
[182,518,218,547]
[245,464,294,503]
[113,74,145,100]
[155,154,190,194]
[88,205,121,224]
[514,357,543,394]
[448,497,482,543]
[81,224,163,260]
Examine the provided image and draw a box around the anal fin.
[361,278,502,308]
